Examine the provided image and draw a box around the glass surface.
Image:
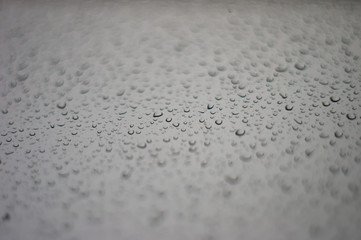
[0,0,360,239]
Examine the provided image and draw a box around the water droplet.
[137,142,147,149]
[294,63,306,71]
[153,112,163,118]
[275,65,288,73]
[215,119,223,125]
[235,129,245,136]
[346,113,356,120]
[285,105,293,111]
[57,102,67,109]
[334,131,343,138]
[330,96,340,102]
[224,175,239,185]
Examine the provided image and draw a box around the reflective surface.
[0,1,361,239]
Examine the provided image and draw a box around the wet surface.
[0,0,361,239]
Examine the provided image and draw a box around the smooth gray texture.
[0,1,361,240]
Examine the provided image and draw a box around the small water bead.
[322,101,330,107]
[305,149,314,157]
[319,133,329,139]
[50,57,60,65]
[279,93,287,99]
[215,120,223,125]
[2,213,10,221]
[294,118,303,125]
[285,105,293,111]
[346,113,356,120]
[329,166,340,174]
[334,131,343,138]
[285,147,294,154]
[344,67,352,73]
[240,154,251,162]
[10,81,17,88]
[235,129,245,136]
[207,104,214,110]
[18,62,28,70]
[157,159,166,167]
[189,146,197,152]
[122,170,132,179]
[330,96,340,102]
[57,102,67,109]
[275,65,288,73]
[137,142,147,149]
[208,71,217,77]
[217,66,226,71]
[227,73,235,80]
[231,79,239,85]
[5,150,14,155]
[341,167,349,175]
[266,77,274,82]
[224,175,240,185]
[55,80,64,87]
[80,89,89,94]
[17,73,29,81]
[294,63,306,71]
[153,112,163,118]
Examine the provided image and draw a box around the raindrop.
[294,63,306,70]
[285,105,293,111]
[57,103,67,109]
[346,113,356,120]
[275,65,288,73]
[235,129,245,136]
[137,142,147,149]
[215,119,223,125]
[224,175,239,185]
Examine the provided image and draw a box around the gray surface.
[0,0,361,239]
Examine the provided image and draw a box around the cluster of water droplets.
[0,1,360,240]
